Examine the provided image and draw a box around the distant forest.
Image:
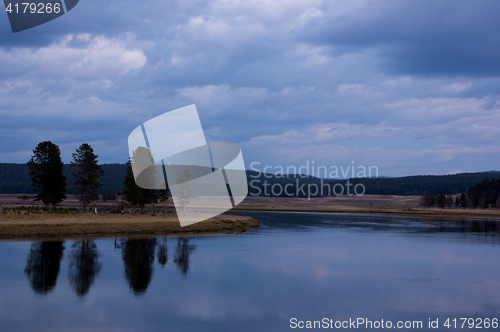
[246,170,500,197]
[0,163,126,195]
[0,163,498,197]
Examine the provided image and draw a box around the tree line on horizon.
[420,177,500,209]
[0,163,126,195]
[0,144,499,198]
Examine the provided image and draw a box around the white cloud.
[0,34,146,80]
[441,82,472,94]
[177,84,268,110]
[242,120,500,176]
[385,97,483,123]
[211,0,322,25]
[184,15,267,46]
[0,80,32,94]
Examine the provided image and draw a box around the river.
[0,211,499,331]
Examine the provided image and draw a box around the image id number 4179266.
[444,318,498,329]
[5,2,61,14]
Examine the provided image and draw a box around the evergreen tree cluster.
[6,141,500,211]
[27,141,104,211]
[466,178,500,209]
[245,171,500,198]
[420,191,454,209]
[122,161,161,214]
[23,141,169,214]
[421,177,500,209]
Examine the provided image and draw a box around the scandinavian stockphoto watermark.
[249,161,379,199]
[290,317,424,329]
[3,0,80,33]
[127,104,248,227]
[289,317,499,329]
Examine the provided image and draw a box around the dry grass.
[3,194,500,239]
[234,195,500,217]
[0,210,260,240]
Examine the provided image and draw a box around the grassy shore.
[0,208,260,240]
[232,195,500,218]
[1,194,499,240]
[2,194,500,218]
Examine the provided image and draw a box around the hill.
[0,163,126,195]
[0,163,498,197]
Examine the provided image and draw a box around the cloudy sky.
[0,0,499,177]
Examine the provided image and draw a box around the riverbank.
[232,195,500,218]
[1,194,499,221]
[0,211,260,239]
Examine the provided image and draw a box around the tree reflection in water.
[24,241,65,295]
[68,241,102,297]
[174,238,196,276]
[120,239,157,295]
[157,238,168,267]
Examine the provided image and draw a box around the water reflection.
[4,212,500,332]
[24,241,65,295]
[120,239,157,295]
[18,212,500,301]
[157,239,168,267]
[68,241,102,297]
[21,237,200,297]
[235,210,500,238]
[173,238,196,276]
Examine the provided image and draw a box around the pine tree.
[436,190,446,209]
[123,162,140,214]
[446,191,453,209]
[122,162,158,214]
[71,143,104,212]
[469,189,479,209]
[490,190,498,209]
[420,191,430,208]
[27,141,66,208]
[478,194,486,209]
[460,193,467,209]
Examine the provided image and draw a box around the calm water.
[1,212,500,331]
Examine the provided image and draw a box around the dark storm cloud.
[301,0,500,77]
[0,0,499,175]
[0,0,210,47]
